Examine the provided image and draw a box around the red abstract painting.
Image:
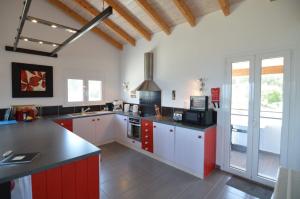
[20,70,46,92]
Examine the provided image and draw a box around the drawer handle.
[198,135,202,139]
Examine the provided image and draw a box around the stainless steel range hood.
[135,52,161,91]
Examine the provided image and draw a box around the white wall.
[0,0,121,108]
[120,0,300,169]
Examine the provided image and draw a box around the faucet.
[81,107,90,114]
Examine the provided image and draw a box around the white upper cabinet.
[174,126,204,177]
[153,122,175,162]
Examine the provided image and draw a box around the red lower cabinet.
[204,127,217,177]
[141,120,153,153]
[54,119,73,132]
[32,155,100,199]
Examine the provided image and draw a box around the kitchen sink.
[68,111,112,117]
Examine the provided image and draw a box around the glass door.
[252,53,290,186]
[224,57,254,179]
[224,52,290,186]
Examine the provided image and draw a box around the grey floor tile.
[99,142,272,199]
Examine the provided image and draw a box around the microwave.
[190,96,208,111]
[183,109,214,126]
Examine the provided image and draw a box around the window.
[88,80,102,101]
[67,79,102,104]
[68,79,83,102]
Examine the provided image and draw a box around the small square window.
[88,80,102,101]
[68,79,83,102]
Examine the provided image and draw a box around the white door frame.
[222,50,291,187]
[223,55,256,179]
[251,51,291,187]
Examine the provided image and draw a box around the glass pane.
[68,79,83,102]
[88,80,102,101]
[230,61,250,171]
[258,57,284,180]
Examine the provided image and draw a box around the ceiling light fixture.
[31,19,38,23]
[51,24,57,28]
[66,28,76,33]
[52,44,57,47]
[38,41,43,44]
[23,38,28,41]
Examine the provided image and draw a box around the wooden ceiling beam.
[74,0,136,46]
[136,0,171,35]
[218,0,230,16]
[48,0,123,50]
[173,0,196,27]
[104,0,152,41]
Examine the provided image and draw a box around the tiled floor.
[99,142,273,199]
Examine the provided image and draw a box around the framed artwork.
[12,62,53,98]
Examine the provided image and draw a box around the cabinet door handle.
[170,129,173,132]
[92,119,95,122]
[198,135,202,139]
[97,118,100,121]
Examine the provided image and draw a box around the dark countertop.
[0,119,100,183]
[143,116,216,131]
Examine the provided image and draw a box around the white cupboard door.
[153,122,175,162]
[95,114,114,145]
[73,117,95,143]
[115,115,128,143]
[175,127,204,177]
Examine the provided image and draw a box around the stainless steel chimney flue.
[135,52,161,91]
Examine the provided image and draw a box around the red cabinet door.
[54,119,73,132]
[32,155,100,199]
[141,120,153,153]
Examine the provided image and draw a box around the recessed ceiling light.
[51,24,57,28]
[31,19,38,23]
[52,44,57,47]
[39,41,43,44]
[23,38,28,41]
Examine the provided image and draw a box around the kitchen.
[0,0,300,199]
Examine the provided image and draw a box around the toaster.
[173,111,183,121]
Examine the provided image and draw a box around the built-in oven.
[127,117,141,141]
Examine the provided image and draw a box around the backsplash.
[0,105,106,120]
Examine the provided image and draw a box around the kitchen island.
[0,119,101,199]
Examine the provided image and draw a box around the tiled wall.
[0,105,106,120]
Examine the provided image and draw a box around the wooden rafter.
[218,0,230,16]
[48,0,123,50]
[104,0,152,41]
[74,0,136,46]
[173,0,196,27]
[136,0,171,35]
